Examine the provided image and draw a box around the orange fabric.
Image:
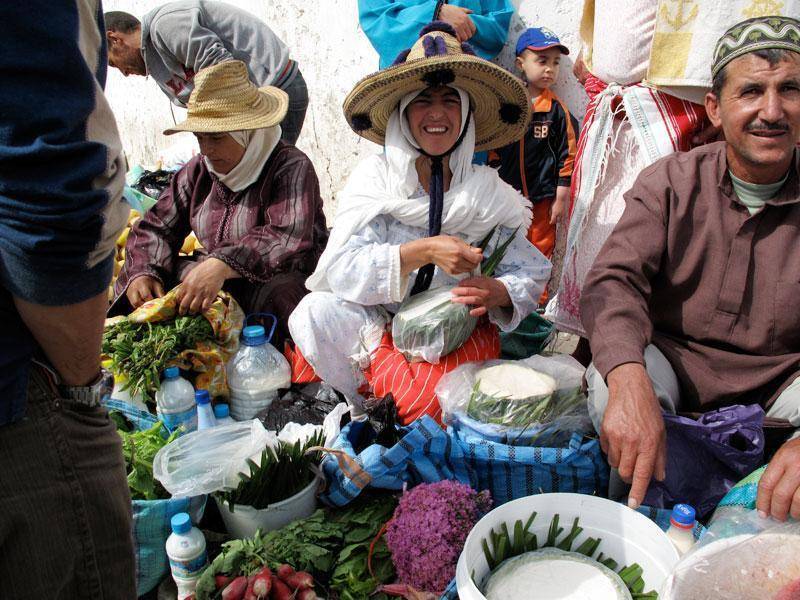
[284,341,322,384]
[527,197,556,304]
[366,321,500,425]
[556,95,579,180]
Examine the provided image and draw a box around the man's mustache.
[746,120,790,132]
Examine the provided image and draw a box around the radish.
[276,563,295,582]
[285,571,314,590]
[269,575,293,600]
[221,576,248,600]
[251,566,273,598]
[296,589,317,600]
[243,575,257,600]
[216,575,232,590]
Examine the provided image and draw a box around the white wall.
[104,0,587,217]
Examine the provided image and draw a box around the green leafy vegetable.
[114,417,178,500]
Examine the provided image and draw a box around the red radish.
[296,589,317,600]
[270,575,293,600]
[244,575,257,600]
[216,574,233,590]
[221,576,248,600]
[251,566,273,598]
[276,563,295,582]
[285,571,314,590]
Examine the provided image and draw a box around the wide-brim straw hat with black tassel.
[164,60,288,135]
[343,22,531,151]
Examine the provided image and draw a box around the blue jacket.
[358,0,514,69]
[0,0,128,424]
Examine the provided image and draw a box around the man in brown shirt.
[581,16,800,519]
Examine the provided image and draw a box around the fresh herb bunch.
[102,315,214,401]
[216,431,325,510]
[194,494,398,600]
[113,416,179,500]
[467,384,585,428]
[479,512,658,598]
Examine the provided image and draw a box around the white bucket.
[456,493,680,599]
[215,477,319,539]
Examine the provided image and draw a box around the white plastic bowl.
[215,476,319,538]
[456,493,680,599]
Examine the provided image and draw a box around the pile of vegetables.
[102,314,214,402]
[214,564,316,600]
[478,512,657,599]
[391,226,517,363]
[466,363,585,430]
[385,480,492,595]
[111,411,178,500]
[215,431,325,510]
[195,495,398,600]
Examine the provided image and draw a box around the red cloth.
[285,322,501,425]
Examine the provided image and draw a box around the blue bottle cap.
[214,403,230,418]
[242,325,266,346]
[671,503,696,526]
[195,390,211,405]
[170,512,192,535]
[163,366,180,380]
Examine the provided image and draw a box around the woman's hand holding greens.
[451,276,511,317]
[400,235,482,277]
[176,257,238,315]
[126,275,165,309]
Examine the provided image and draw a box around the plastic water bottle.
[195,390,217,430]
[213,403,235,425]
[156,367,197,433]
[666,503,697,556]
[166,512,208,599]
[227,324,290,421]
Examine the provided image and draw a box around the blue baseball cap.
[516,27,570,56]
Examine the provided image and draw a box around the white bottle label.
[160,406,197,433]
[169,550,208,579]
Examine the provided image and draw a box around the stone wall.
[104,0,587,218]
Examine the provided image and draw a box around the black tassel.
[499,102,522,124]
[351,113,372,131]
[419,20,457,38]
[422,68,455,88]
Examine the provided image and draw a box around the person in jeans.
[105,1,309,144]
[0,1,135,597]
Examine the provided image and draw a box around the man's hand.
[602,362,667,509]
[126,275,164,309]
[176,257,237,315]
[401,235,482,277]
[438,4,476,42]
[573,51,591,86]
[756,437,800,521]
[450,276,511,317]
[550,186,570,225]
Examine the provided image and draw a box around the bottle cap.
[242,325,266,346]
[195,390,211,405]
[670,503,696,527]
[214,403,230,419]
[163,366,180,380]
[170,512,192,535]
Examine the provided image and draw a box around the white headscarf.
[306,86,531,292]
[204,125,282,192]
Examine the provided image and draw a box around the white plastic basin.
[456,493,680,599]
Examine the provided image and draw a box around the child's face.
[516,47,562,92]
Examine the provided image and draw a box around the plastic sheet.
[392,285,478,364]
[153,419,277,497]
[662,506,800,600]
[436,355,592,446]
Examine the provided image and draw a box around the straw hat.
[343,22,531,152]
[164,60,288,135]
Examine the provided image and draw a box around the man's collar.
[718,144,800,206]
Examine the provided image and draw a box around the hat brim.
[163,86,289,135]
[520,43,570,55]
[343,54,531,152]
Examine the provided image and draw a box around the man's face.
[405,86,463,156]
[706,52,800,181]
[107,30,147,77]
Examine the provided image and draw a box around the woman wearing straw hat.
[114,60,327,346]
[288,22,552,421]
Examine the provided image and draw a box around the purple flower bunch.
[385,480,492,595]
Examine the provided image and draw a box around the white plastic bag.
[153,420,277,497]
[391,284,477,364]
[661,506,800,599]
[436,355,591,446]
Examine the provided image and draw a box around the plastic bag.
[435,355,592,446]
[392,284,477,364]
[661,506,800,600]
[262,382,342,432]
[153,419,276,497]
[643,404,765,520]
